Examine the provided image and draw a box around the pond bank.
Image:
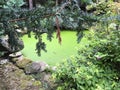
[0,55,53,90]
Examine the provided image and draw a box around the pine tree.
[0,0,99,56]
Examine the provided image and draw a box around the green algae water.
[22,31,87,65]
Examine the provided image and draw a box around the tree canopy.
[0,0,95,55]
[0,0,119,56]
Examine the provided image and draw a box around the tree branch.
[9,18,26,22]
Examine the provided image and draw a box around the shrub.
[53,56,120,90]
[53,22,120,90]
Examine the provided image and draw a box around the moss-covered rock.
[0,59,43,90]
[0,56,57,90]
[11,56,23,63]
[16,57,32,69]
[11,57,19,62]
[25,61,49,74]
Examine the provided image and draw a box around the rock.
[25,61,49,74]
[0,36,24,53]
[0,61,43,90]
[0,67,7,90]
[9,52,22,58]
[11,55,24,63]
[39,72,52,90]
[0,56,56,90]
[0,59,8,65]
[31,70,56,90]
[16,57,32,69]
[52,66,57,71]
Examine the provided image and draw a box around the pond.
[21,31,87,66]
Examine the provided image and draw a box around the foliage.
[94,2,113,15]
[53,2,120,89]
[57,30,120,89]
[4,0,25,8]
[91,25,120,62]
[86,1,114,16]
[53,55,120,90]
[53,25,120,89]
[0,0,97,55]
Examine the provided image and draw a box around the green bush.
[93,26,120,62]
[53,22,120,90]
[53,56,120,90]
[93,1,113,16]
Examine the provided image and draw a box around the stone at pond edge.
[0,61,42,90]
[11,55,24,63]
[9,52,22,58]
[25,61,49,74]
[10,56,56,90]
[16,57,32,69]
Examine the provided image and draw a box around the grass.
[21,31,88,66]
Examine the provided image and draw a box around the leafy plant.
[53,56,120,90]
[53,27,120,89]
[4,0,25,8]
[53,3,120,89]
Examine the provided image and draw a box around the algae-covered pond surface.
[22,31,87,65]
